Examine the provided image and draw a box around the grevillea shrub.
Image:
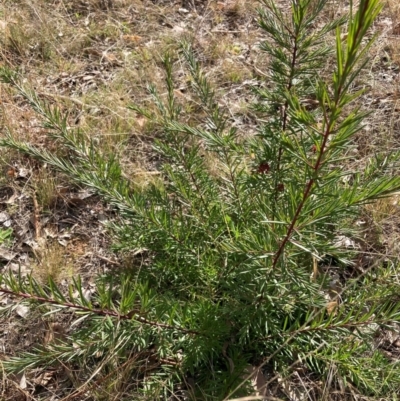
[1,0,400,399]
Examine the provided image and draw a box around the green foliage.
[1,0,400,399]
[0,228,12,245]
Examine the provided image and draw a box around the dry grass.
[1,0,400,399]
[32,241,75,284]
[33,168,58,210]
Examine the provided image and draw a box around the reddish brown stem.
[0,286,200,335]
[269,0,376,269]
[271,107,336,271]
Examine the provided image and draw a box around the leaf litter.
[1,0,400,399]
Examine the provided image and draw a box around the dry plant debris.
[1,0,400,400]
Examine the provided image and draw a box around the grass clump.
[32,242,75,285]
[1,0,400,399]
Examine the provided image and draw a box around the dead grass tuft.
[33,168,58,210]
[32,242,75,284]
